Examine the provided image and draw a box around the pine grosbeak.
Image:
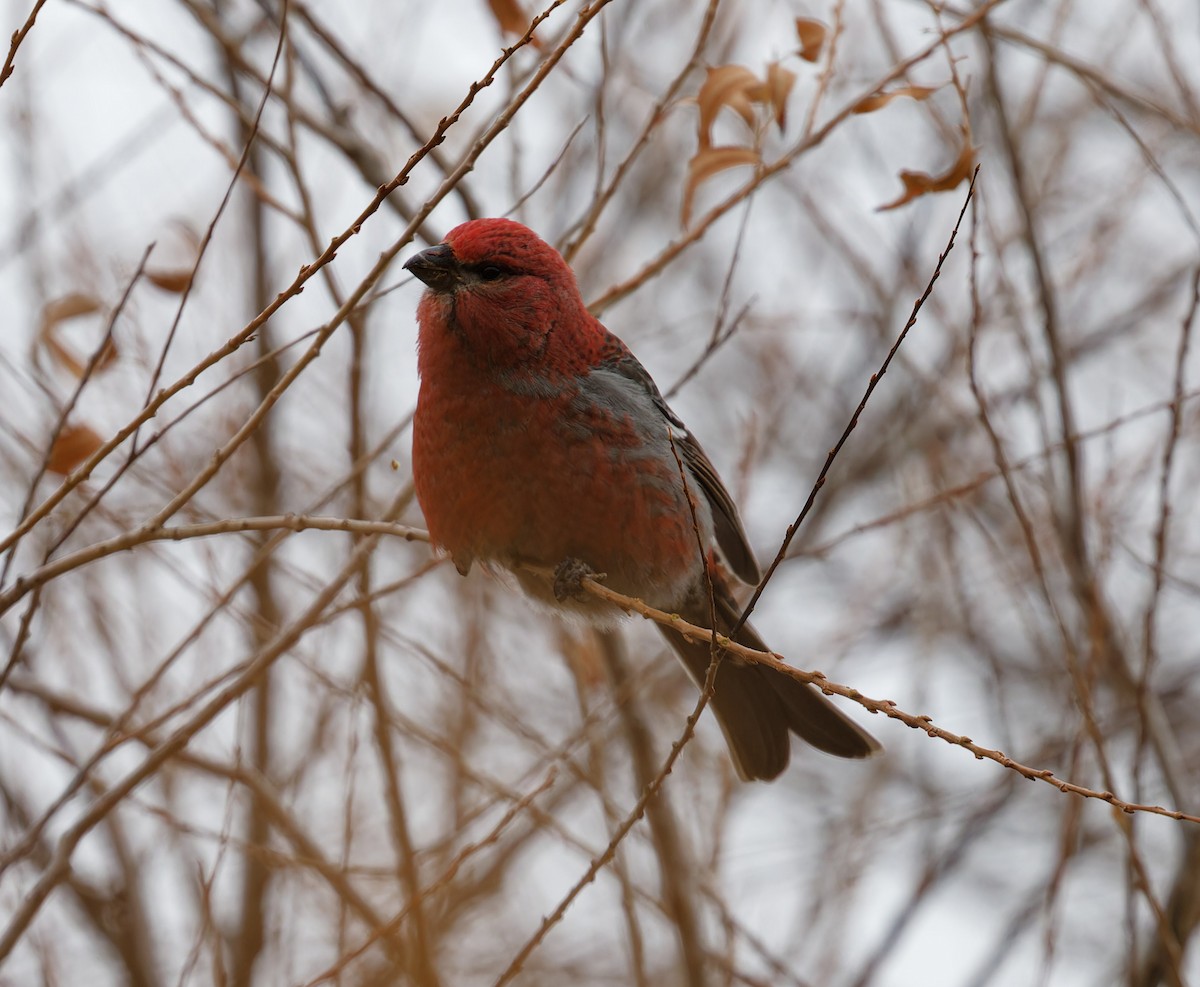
[405,218,878,780]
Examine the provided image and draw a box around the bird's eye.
[479,265,504,282]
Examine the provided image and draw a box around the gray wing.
[596,332,761,585]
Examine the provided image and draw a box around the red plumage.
[407,218,878,780]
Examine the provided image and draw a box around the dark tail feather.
[661,588,880,781]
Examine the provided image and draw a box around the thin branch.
[732,168,979,638]
[0,0,48,88]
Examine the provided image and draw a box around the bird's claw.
[553,557,605,602]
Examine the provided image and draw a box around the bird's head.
[405,218,591,370]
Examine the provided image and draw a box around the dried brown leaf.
[94,337,118,372]
[747,62,797,130]
[682,146,760,227]
[853,84,941,115]
[145,269,194,293]
[697,65,760,147]
[46,423,104,476]
[486,0,528,35]
[485,0,541,45]
[795,18,827,62]
[42,293,100,325]
[38,294,116,378]
[877,141,977,211]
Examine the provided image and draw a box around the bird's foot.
[553,557,606,602]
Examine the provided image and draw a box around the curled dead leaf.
[697,65,761,146]
[747,62,797,131]
[487,0,526,33]
[853,84,941,115]
[145,268,193,293]
[877,140,977,211]
[148,219,202,293]
[682,146,760,227]
[47,423,104,476]
[485,0,541,45]
[795,18,827,62]
[41,293,99,325]
[38,294,117,378]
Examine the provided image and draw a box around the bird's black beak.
[404,243,460,293]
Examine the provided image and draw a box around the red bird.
[405,218,878,780]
